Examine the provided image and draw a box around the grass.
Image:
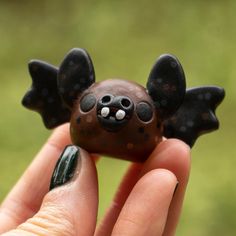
[0,1,235,235]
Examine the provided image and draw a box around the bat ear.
[146,54,186,120]
[58,48,95,108]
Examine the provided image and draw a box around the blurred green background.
[0,0,235,235]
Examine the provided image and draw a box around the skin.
[0,124,191,236]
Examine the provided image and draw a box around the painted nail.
[173,182,179,197]
[50,145,80,190]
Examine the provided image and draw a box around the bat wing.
[22,60,71,129]
[163,86,225,147]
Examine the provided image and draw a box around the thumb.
[3,146,98,236]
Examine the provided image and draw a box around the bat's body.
[22,48,225,162]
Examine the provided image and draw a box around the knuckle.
[17,204,75,236]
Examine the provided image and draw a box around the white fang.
[101,107,110,117]
[116,110,126,120]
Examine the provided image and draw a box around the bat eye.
[136,102,153,122]
[80,94,96,112]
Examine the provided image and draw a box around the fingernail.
[50,145,80,190]
[173,182,179,197]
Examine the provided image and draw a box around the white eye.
[101,107,110,117]
[116,109,126,120]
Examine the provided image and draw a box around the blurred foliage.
[0,0,235,235]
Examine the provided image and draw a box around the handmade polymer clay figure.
[22,48,225,162]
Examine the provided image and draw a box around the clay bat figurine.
[22,48,225,162]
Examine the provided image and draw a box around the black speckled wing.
[22,60,71,129]
[163,86,225,147]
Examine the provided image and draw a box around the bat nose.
[98,95,133,113]
[97,95,134,132]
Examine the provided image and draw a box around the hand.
[0,124,190,236]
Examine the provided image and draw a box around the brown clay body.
[70,79,162,162]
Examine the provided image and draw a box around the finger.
[111,169,177,236]
[0,123,100,233]
[1,124,85,232]
[96,139,190,236]
[95,163,143,236]
[2,146,98,236]
[0,124,72,232]
[141,139,191,236]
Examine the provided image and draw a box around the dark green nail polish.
[50,145,80,190]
